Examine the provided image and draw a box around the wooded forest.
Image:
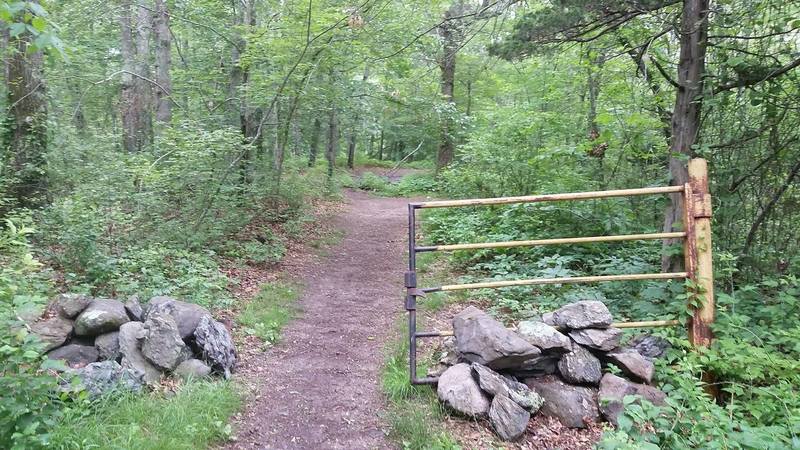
[1,0,799,449]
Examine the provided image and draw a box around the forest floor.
[225,188,410,449]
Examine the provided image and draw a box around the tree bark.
[436,2,463,172]
[119,0,148,152]
[134,2,153,143]
[308,117,321,167]
[378,128,384,160]
[3,11,48,207]
[326,107,338,178]
[662,0,710,272]
[154,0,172,124]
[346,132,356,169]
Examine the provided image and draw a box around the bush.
[0,219,63,450]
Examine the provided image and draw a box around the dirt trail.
[227,190,410,450]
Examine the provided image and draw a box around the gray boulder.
[70,360,144,397]
[598,373,666,426]
[545,301,613,329]
[453,306,540,370]
[569,327,622,351]
[605,349,655,384]
[74,299,130,336]
[145,296,210,339]
[629,334,670,360]
[173,359,212,380]
[54,293,92,319]
[427,338,460,377]
[194,315,237,378]
[48,343,99,368]
[437,363,490,417]
[124,295,144,321]
[489,394,530,441]
[517,320,572,354]
[118,321,162,385]
[95,331,120,361]
[525,375,600,428]
[558,346,602,385]
[31,315,73,351]
[471,363,543,411]
[142,312,190,371]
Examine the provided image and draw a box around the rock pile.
[433,302,668,441]
[31,293,236,396]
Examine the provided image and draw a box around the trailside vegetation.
[1,0,799,448]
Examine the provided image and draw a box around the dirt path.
[227,190,410,449]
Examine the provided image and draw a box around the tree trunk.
[326,107,338,178]
[436,4,461,172]
[3,13,48,207]
[119,0,148,152]
[134,2,153,144]
[378,128,384,160]
[308,117,321,167]
[661,0,710,272]
[154,0,172,124]
[346,132,356,169]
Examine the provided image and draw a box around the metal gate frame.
[405,158,714,385]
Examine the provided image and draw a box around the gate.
[405,158,714,385]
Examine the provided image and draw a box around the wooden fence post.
[685,158,715,348]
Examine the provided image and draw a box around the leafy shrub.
[0,220,62,450]
[107,245,231,309]
[358,172,390,191]
[0,325,65,450]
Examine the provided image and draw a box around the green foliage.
[237,282,301,346]
[381,322,460,450]
[49,381,241,450]
[358,172,390,192]
[0,219,63,450]
[0,325,66,450]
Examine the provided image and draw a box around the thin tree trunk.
[3,9,48,207]
[436,3,461,172]
[742,157,800,256]
[119,0,145,152]
[662,0,710,272]
[378,128,384,160]
[326,107,338,178]
[346,132,357,169]
[308,117,321,167]
[134,2,153,144]
[154,0,172,124]
[465,80,472,117]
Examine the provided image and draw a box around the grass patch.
[238,281,302,346]
[49,381,240,450]
[381,322,460,450]
[310,228,345,256]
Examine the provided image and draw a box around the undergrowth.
[49,381,241,450]
[237,281,302,347]
[381,321,460,450]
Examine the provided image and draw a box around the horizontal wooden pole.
[417,232,687,252]
[435,272,688,292]
[412,185,685,209]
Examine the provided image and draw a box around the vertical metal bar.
[406,203,418,384]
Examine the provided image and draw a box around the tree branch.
[714,56,800,93]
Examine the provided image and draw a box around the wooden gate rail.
[405,158,715,385]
